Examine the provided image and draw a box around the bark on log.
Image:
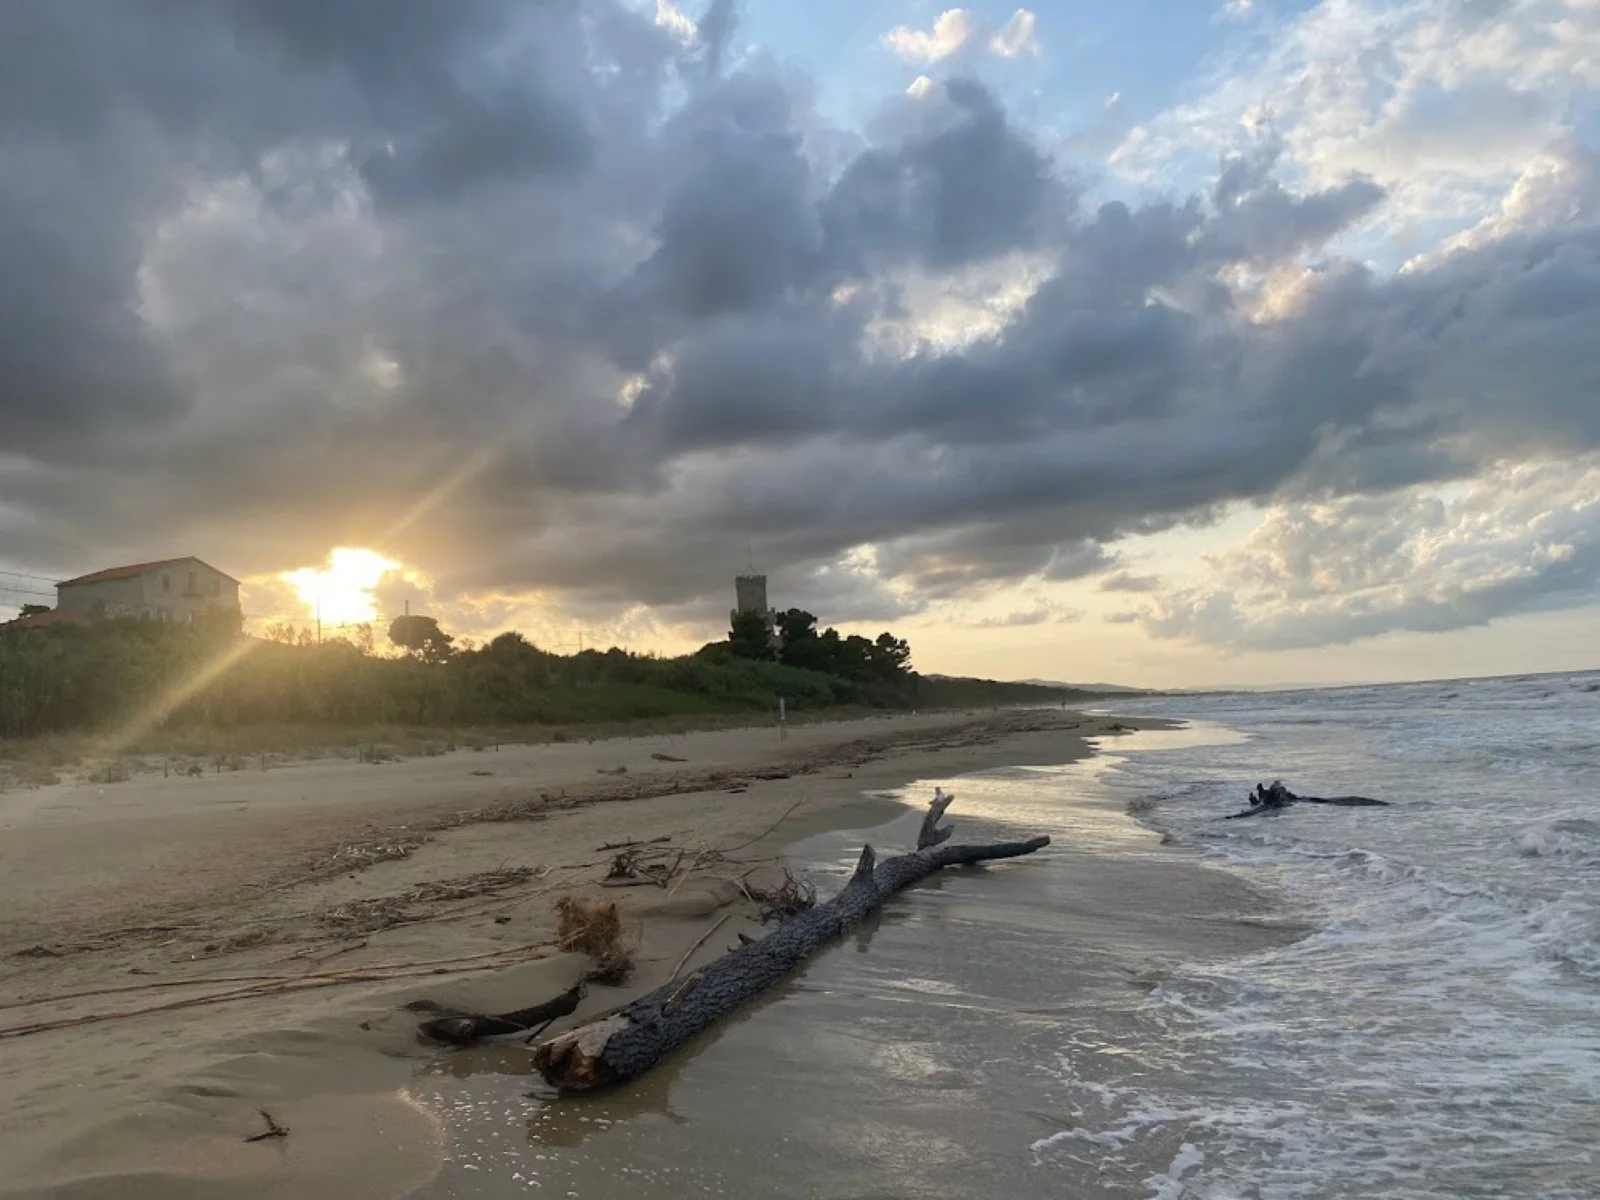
[530,791,1048,1092]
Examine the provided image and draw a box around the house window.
[161,575,170,593]
[187,571,197,594]
[210,579,221,596]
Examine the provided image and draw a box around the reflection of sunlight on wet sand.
[872,720,1250,847]
[1085,717,1248,755]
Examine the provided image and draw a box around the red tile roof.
[57,558,239,587]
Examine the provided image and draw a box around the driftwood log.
[531,789,1048,1091]
[1225,781,1388,820]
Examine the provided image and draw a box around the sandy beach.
[0,708,1184,1198]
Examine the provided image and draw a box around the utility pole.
[316,597,322,645]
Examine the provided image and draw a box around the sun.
[281,547,400,626]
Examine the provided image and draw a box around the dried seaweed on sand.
[554,896,634,984]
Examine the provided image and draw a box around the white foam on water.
[1517,815,1600,863]
[1042,670,1600,1198]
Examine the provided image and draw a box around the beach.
[0,707,1281,1199]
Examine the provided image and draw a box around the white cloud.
[1423,134,1600,261]
[1220,0,1254,18]
[856,251,1055,359]
[882,7,1040,66]
[990,9,1040,59]
[906,74,936,99]
[653,0,697,43]
[1133,458,1600,649]
[1113,0,1600,234]
[882,9,979,65]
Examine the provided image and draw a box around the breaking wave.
[1052,671,1600,1197]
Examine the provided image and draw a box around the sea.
[1080,669,1600,1197]
[416,669,1600,1199]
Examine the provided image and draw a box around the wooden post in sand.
[530,790,1049,1092]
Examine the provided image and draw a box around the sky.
[1,0,1598,689]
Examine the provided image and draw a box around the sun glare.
[282,547,400,626]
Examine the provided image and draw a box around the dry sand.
[0,708,1137,1199]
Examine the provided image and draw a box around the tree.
[19,604,49,617]
[872,632,912,677]
[728,610,775,660]
[487,630,536,656]
[388,614,456,664]
[694,639,734,662]
[776,608,818,646]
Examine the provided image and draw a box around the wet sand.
[0,709,1174,1198]
[413,740,1306,1199]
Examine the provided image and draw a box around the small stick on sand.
[244,1109,289,1143]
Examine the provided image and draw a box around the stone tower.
[734,573,768,615]
[732,573,778,642]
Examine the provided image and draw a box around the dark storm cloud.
[1,0,1598,642]
[1203,143,1386,263]
[821,78,1068,273]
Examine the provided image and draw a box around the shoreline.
[1,708,1156,1198]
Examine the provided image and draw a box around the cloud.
[882,9,979,65]
[0,0,1598,651]
[1133,458,1600,649]
[1099,571,1161,593]
[1427,134,1600,260]
[989,9,1040,59]
[970,600,1083,628]
[1113,0,1600,230]
[882,7,1039,67]
[654,0,697,43]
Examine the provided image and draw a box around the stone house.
[55,557,241,627]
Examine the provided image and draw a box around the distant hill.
[918,675,1151,695]
[1020,679,1150,694]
